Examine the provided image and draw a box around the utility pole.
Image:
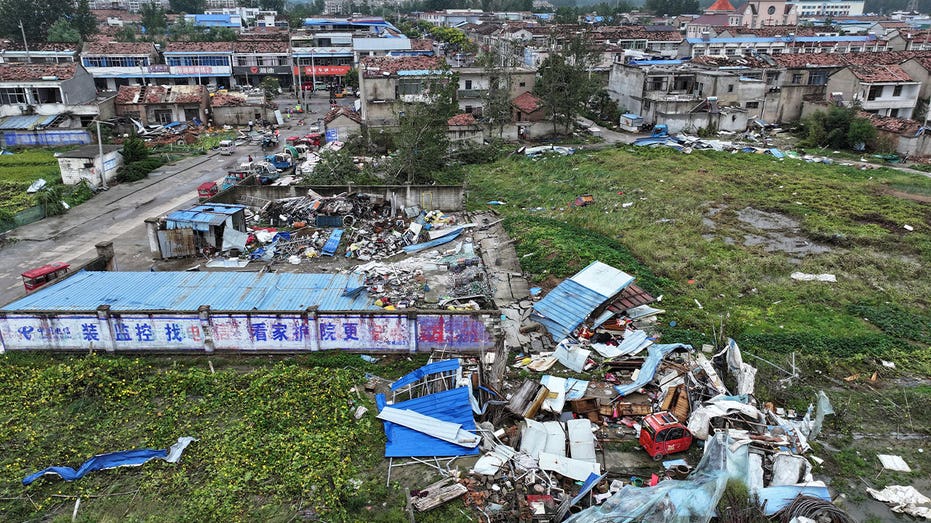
[18,20,30,63]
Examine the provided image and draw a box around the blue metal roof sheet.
[0,114,58,130]
[376,386,479,458]
[2,271,375,312]
[166,204,244,231]
[531,261,634,341]
[391,359,460,391]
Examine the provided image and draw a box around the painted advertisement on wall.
[0,311,496,353]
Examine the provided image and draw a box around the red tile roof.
[117,85,206,105]
[848,64,913,83]
[323,106,362,125]
[115,85,140,104]
[447,113,476,126]
[705,0,736,12]
[512,91,541,113]
[606,283,655,313]
[210,92,247,107]
[410,38,434,51]
[360,56,444,77]
[0,40,77,52]
[862,111,921,135]
[83,41,157,55]
[164,41,234,53]
[0,63,77,82]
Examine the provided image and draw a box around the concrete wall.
[212,104,277,126]
[57,150,124,186]
[62,65,99,105]
[209,183,466,211]
[324,114,361,140]
[607,64,646,115]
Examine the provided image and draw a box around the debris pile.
[370,260,850,521]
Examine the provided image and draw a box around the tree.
[141,3,168,34]
[72,0,97,40]
[169,0,206,13]
[115,26,137,42]
[260,76,280,102]
[800,105,877,151]
[644,0,699,16]
[121,134,149,164]
[388,74,458,183]
[534,36,598,135]
[0,0,74,42]
[344,67,359,90]
[259,0,285,10]
[477,49,514,138]
[308,149,359,184]
[47,18,81,43]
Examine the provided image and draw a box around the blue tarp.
[614,343,691,396]
[390,359,459,391]
[321,228,343,256]
[402,227,463,253]
[376,387,479,458]
[757,485,832,515]
[23,437,196,485]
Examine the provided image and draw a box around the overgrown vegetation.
[116,135,166,183]
[0,149,97,222]
[799,105,877,151]
[0,353,437,521]
[466,147,931,361]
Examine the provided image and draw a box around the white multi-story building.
[789,0,864,17]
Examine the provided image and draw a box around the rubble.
[365,258,849,520]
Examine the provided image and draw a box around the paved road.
[0,92,353,306]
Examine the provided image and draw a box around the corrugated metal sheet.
[166,204,244,231]
[376,386,479,458]
[2,271,375,312]
[391,359,459,391]
[0,114,57,130]
[531,261,634,341]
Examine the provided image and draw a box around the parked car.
[218,139,234,155]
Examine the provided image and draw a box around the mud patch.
[881,187,931,204]
[736,207,831,256]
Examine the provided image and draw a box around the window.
[893,85,903,96]
[465,105,473,113]
[867,85,883,100]
[647,77,667,91]
[0,87,28,104]
[768,5,776,14]
[725,48,736,56]
[890,108,899,117]
[397,78,422,96]
[166,55,230,67]
[153,109,173,123]
[746,101,760,108]
[791,73,803,84]
[30,87,62,103]
[807,71,827,85]
[519,81,526,87]
[727,84,734,93]
[464,79,472,90]
[82,56,149,68]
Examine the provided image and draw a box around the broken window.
[791,73,803,84]
[867,85,883,100]
[0,87,28,104]
[893,85,903,97]
[30,88,62,104]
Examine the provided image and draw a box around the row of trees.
[0,0,96,44]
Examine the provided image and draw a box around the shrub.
[121,134,149,163]
[115,157,165,183]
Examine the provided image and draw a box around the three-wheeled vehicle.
[22,262,70,292]
[639,412,693,460]
[197,181,219,201]
[218,139,234,155]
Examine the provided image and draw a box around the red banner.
[293,65,351,77]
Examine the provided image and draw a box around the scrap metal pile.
[373,260,848,522]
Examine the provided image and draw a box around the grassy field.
[0,150,64,217]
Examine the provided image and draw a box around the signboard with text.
[293,65,351,77]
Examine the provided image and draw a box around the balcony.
[457,88,488,98]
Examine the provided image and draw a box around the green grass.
[0,353,435,522]
[465,147,931,358]
[0,148,97,218]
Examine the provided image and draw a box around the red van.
[22,262,70,292]
[639,412,693,461]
